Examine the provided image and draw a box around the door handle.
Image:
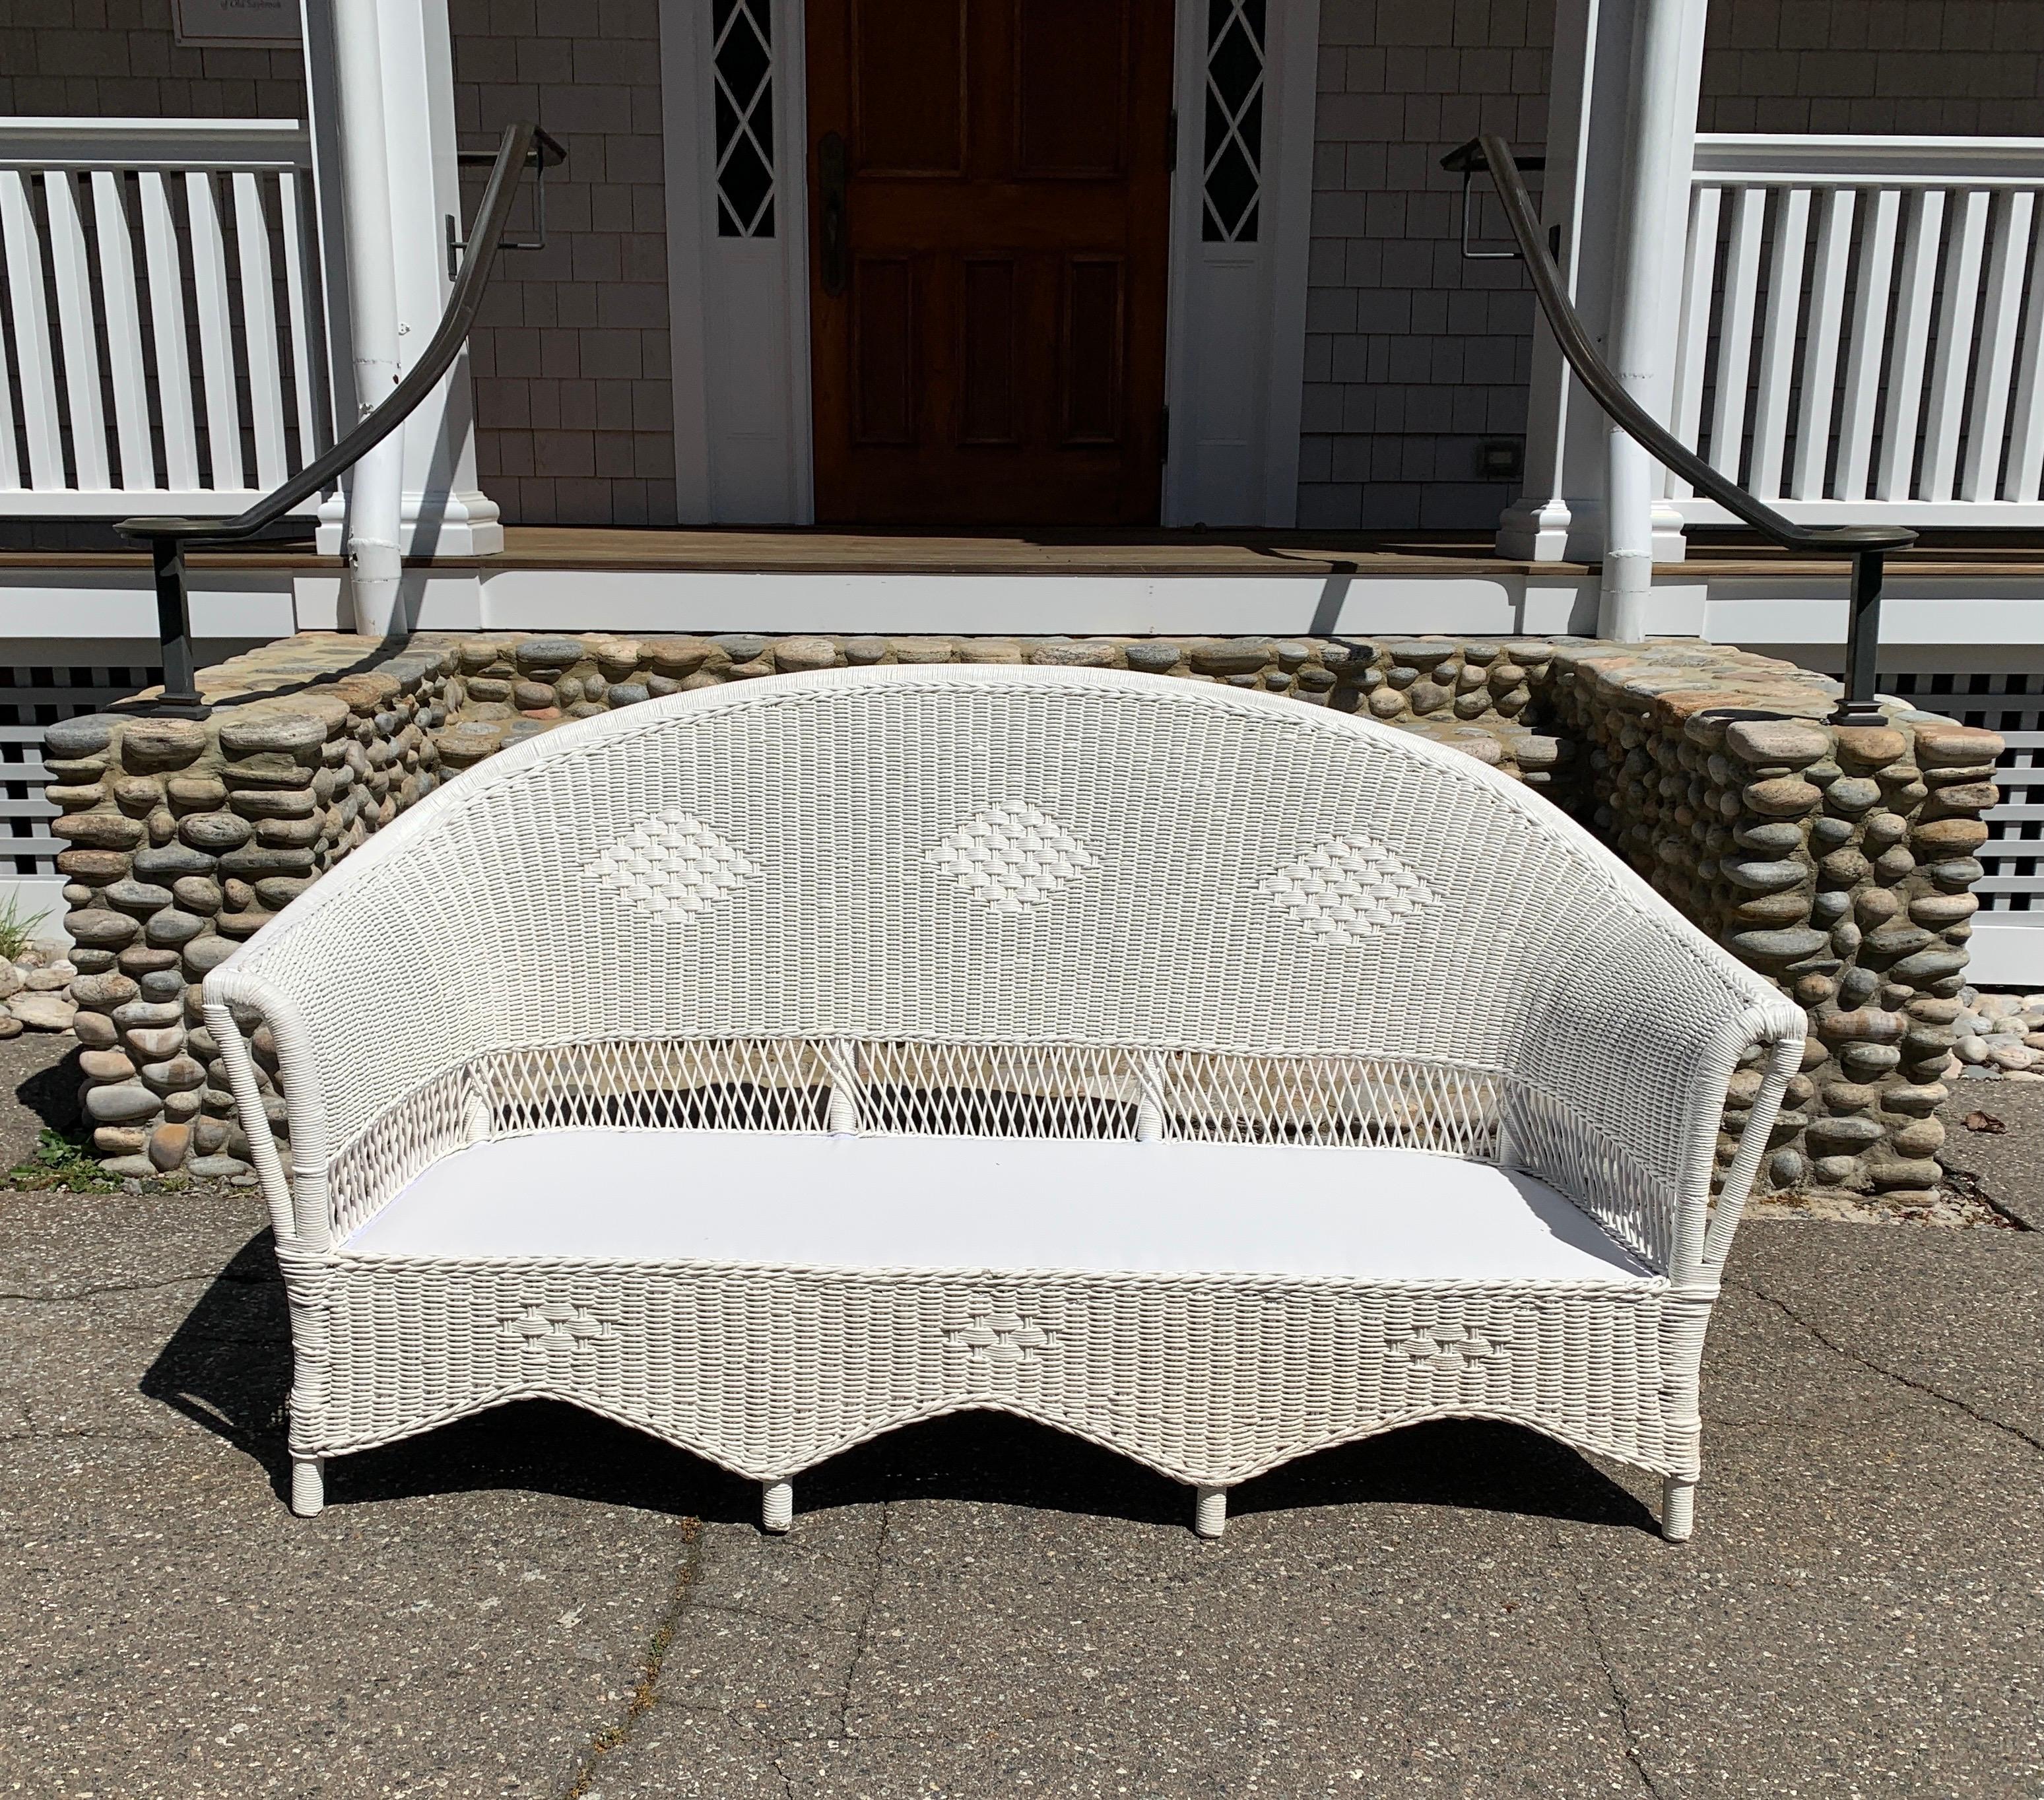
[818,131,848,297]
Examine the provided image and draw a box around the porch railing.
[0,118,329,519]
[120,121,550,713]
[1672,133,2044,527]
[1450,135,1914,729]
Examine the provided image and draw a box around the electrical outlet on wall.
[1478,439,1525,482]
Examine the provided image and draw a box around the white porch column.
[324,0,404,635]
[1496,0,1706,596]
[302,0,502,605]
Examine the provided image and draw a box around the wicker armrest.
[1506,897,1806,1282]
[205,951,482,1256]
[202,969,334,1252]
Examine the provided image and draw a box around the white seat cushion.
[343,1132,1656,1284]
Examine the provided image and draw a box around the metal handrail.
[116,121,563,715]
[1447,133,1915,727]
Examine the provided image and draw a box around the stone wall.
[426,629,1574,789]
[1546,641,2006,1204]
[46,637,461,1180]
[44,630,2002,1197]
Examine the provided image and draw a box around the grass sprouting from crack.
[560,1516,705,1799]
[8,1128,117,1194]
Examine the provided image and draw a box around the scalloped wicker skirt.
[294,1248,1695,1488]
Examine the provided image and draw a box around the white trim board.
[456,568,1595,637]
[281,567,1597,637]
[0,573,298,641]
[658,0,1316,529]
[15,560,2044,645]
[1702,576,2044,649]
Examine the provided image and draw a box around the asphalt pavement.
[0,1041,2037,1797]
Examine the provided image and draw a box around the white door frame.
[1161,0,1320,528]
[659,0,1318,528]
[661,0,814,525]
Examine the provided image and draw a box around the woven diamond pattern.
[1393,1323,1510,1374]
[499,1302,611,1351]
[586,809,761,922]
[1260,833,1435,946]
[929,802,1100,916]
[943,1297,1055,1367]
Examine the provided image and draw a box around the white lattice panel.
[1,661,154,876]
[1885,668,2044,986]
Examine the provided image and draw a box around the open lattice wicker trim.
[323,1037,1682,1270]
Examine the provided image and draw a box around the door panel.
[1016,0,1128,177]
[851,0,966,175]
[960,259,1020,445]
[808,0,1171,524]
[1062,258,1124,445]
[851,258,915,444]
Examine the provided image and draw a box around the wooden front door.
[805,0,1174,525]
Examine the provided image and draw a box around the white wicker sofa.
[204,665,1803,1541]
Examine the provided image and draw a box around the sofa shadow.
[800,1411,1658,1535]
[137,1228,294,1477]
[140,1230,1655,1537]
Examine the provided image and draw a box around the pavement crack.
[1741,1281,2044,1457]
[1562,1543,1674,1800]
[0,1425,176,1444]
[0,1271,275,1302]
[559,1514,705,1800]
[836,1500,892,1742]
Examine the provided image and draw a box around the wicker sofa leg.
[1193,1485,1228,1539]
[1661,1475,1696,1543]
[290,1455,325,1518]
[762,1479,794,1534]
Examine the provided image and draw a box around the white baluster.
[1791,186,1853,501]
[1876,187,1944,503]
[0,169,66,490]
[140,168,201,493]
[43,168,111,493]
[2008,207,2044,503]
[1921,187,1989,502]
[1666,182,1719,498]
[278,168,329,470]
[0,306,17,490]
[1750,185,1810,501]
[1835,187,1899,502]
[1707,186,1765,490]
[234,170,290,492]
[1962,188,2033,502]
[91,169,157,491]
[187,169,245,492]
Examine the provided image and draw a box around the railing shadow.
[13,1041,86,1140]
[102,635,407,717]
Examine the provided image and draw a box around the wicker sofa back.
[205,667,1803,1538]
